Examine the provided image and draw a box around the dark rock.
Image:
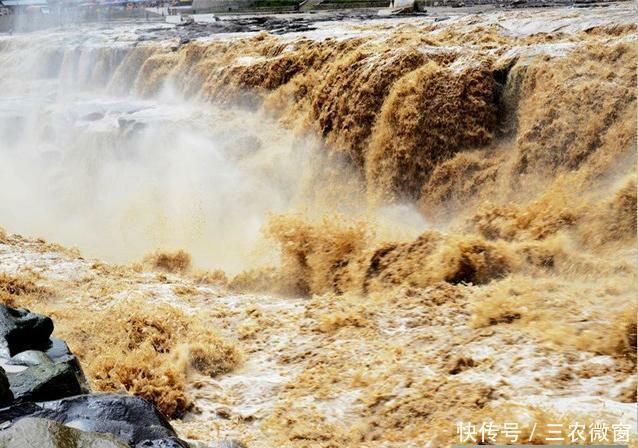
[0,393,189,448]
[43,338,90,395]
[0,402,38,422]
[5,338,90,398]
[59,355,90,394]
[0,308,193,448]
[0,305,53,358]
[7,360,86,402]
[0,417,129,448]
[0,368,13,408]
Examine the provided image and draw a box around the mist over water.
[0,29,426,273]
[0,8,636,446]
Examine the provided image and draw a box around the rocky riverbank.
[0,303,242,448]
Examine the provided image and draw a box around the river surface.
[0,5,636,447]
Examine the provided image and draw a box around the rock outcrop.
[0,304,238,448]
[0,304,90,404]
[0,369,13,408]
[0,394,189,448]
[0,305,53,358]
[6,361,86,403]
[0,417,129,448]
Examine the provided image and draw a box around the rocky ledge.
[0,304,243,448]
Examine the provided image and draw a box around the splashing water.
[0,8,636,447]
[0,26,427,274]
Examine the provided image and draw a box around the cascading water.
[0,26,426,274]
[0,6,636,447]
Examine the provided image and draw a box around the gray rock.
[0,307,195,448]
[0,305,53,358]
[1,334,89,400]
[8,351,52,367]
[7,361,86,402]
[0,368,13,407]
[41,338,89,392]
[0,393,189,448]
[0,417,128,448]
[58,356,90,394]
[82,112,106,122]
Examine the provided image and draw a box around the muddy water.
[0,5,637,448]
[0,23,428,274]
[0,29,417,276]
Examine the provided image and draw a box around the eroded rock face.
[7,361,86,403]
[0,305,53,358]
[0,417,129,448]
[0,394,189,448]
[5,337,76,368]
[0,368,13,408]
[0,304,90,405]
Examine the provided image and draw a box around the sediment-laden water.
[0,5,636,447]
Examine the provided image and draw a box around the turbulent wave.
[0,11,637,443]
[1,19,635,280]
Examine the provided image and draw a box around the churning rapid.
[0,4,636,447]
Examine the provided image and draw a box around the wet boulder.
[0,305,53,358]
[7,360,87,403]
[0,394,189,448]
[43,337,73,363]
[0,368,13,408]
[7,350,52,367]
[0,305,89,399]
[39,337,89,390]
[0,417,129,448]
